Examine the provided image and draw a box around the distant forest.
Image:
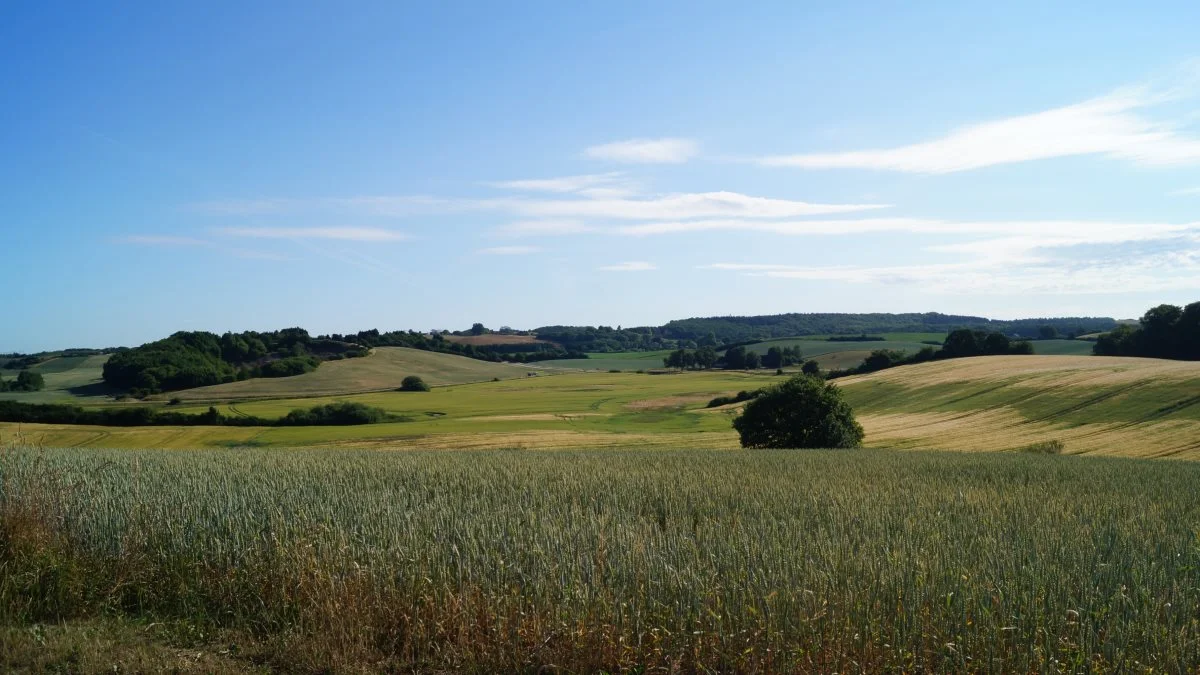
[533,313,1117,353]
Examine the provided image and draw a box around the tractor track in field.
[1021,381,1153,425]
[68,430,110,447]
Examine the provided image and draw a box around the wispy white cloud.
[495,220,599,237]
[704,228,1200,295]
[598,261,657,272]
[585,138,699,164]
[217,226,409,241]
[476,245,543,255]
[190,196,451,216]
[501,192,888,222]
[1170,186,1200,196]
[584,217,1196,242]
[119,234,290,262]
[194,190,884,222]
[760,73,1200,173]
[488,172,629,194]
[229,248,293,261]
[121,235,211,246]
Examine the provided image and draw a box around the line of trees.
[826,329,1034,378]
[0,400,395,427]
[332,328,588,363]
[1093,303,1199,360]
[661,312,1116,345]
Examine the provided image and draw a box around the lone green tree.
[732,375,863,449]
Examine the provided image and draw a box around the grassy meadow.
[0,354,112,403]
[164,347,533,401]
[4,446,1200,672]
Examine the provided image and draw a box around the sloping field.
[167,347,532,401]
[537,350,674,371]
[443,334,551,346]
[840,355,1200,458]
[0,354,112,402]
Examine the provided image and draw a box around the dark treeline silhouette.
[0,400,394,427]
[1093,303,1200,360]
[660,313,1115,345]
[532,313,1114,353]
[333,329,587,363]
[826,329,1035,378]
[826,335,887,342]
[664,344,802,371]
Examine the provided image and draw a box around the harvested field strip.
[843,356,1200,458]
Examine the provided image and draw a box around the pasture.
[0,354,111,403]
[4,446,1200,672]
[162,347,531,401]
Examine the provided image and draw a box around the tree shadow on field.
[66,382,123,398]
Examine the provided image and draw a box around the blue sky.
[4,2,1200,352]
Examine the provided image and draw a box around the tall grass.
[3,446,1200,672]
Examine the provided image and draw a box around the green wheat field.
[4,445,1200,672]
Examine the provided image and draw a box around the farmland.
[161,347,532,401]
[0,354,111,403]
[4,446,1200,672]
[3,355,1198,458]
[536,333,1099,371]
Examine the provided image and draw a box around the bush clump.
[399,376,430,392]
[282,402,388,426]
[706,390,761,408]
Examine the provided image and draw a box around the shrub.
[282,402,387,426]
[801,360,821,376]
[400,375,430,392]
[706,389,761,408]
[1019,439,1065,454]
[732,375,863,449]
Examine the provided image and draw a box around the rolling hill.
[163,347,534,401]
[839,355,1200,458]
[0,354,112,402]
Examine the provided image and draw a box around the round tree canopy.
[732,375,863,449]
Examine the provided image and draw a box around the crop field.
[537,349,675,371]
[442,333,550,346]
[4,446,1200,672]
[164,347,532,401]
[744,336,937,360]
[839,355,1200,458]
[0,354,112,403]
